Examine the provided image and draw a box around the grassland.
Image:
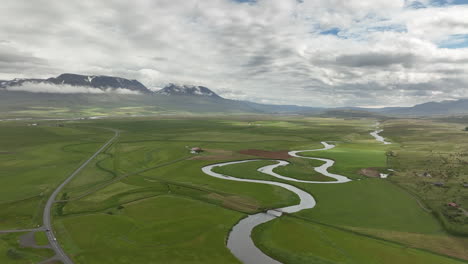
[34,231,49,246]
[0,122,112,230]
[1,116,467,263]
[253,217,464,264]
[273,158,334,181]
[381,119,468,235]
[56,196,243,264]
[0,232,54,264]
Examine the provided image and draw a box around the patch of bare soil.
[238,149,291,159]
[358,167,380,177]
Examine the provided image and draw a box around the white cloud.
[6,82,141,95]
[0,0,467,107]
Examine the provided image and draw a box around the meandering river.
[370,129,392,145]
[201,142,351,264]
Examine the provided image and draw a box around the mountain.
[154,84,323,114]
[325,100,468,117]
[1,78,44,88]
[4,72,465,118]
[156,84,221,98]
[320,109,390,119]
[0,73,325,117]
[381,99,468,116]
[244,101,322,114]
[0,73,151,94]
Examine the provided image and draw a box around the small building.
[190,147,203,154]
[432,182,444,187]
[422,172,432,178]
[447,202,459,208]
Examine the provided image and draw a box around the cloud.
[0,43,52,76]
[335,52,418,68]
[0,0,467,107]
[6,82,141,95]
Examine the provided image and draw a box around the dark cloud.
[0,45,51,75]
[335,52,419,68]
[0,47,44,64]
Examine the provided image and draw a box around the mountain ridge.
[1,73,467,117]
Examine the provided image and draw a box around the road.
[42,129,119,264]
[0,227,45,234]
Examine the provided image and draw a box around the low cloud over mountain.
[5,82,142,95]
[1,73,149,94]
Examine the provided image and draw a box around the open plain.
[1,116,467,264]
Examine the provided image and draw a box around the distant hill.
[380,99,468,116]
[0,90,323,117]
[328,100,468,117]
[320,109,389,119]
[2,72,467,118]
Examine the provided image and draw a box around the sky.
[0,0,468,107]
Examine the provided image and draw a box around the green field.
[381,119,468,236]
[0,232,54,264]
[1,116,467,263]
[56,195,243,264]
[253,217,463,264]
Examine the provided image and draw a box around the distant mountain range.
[380,99,468,116]
[328,99,468,117]
[1,73,467,117]
[0,73,323,116]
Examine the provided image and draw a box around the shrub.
[7,249,22,259]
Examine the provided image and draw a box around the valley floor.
[0,116,467,264]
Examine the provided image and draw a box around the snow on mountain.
[156,84,221,98]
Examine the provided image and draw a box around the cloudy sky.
[1,0,468,107]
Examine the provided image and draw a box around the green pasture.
[1,116,467,263]
[0,232,54,264]
[210,159,442,234]
[0,123,112,229]
[56,195,243,264]
[381,119,468,235]
[301,142,388,179]
[34,231,49,246]
[274,158,333,181]
[252,217,465,264]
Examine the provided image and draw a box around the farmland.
[0,116,467,263]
